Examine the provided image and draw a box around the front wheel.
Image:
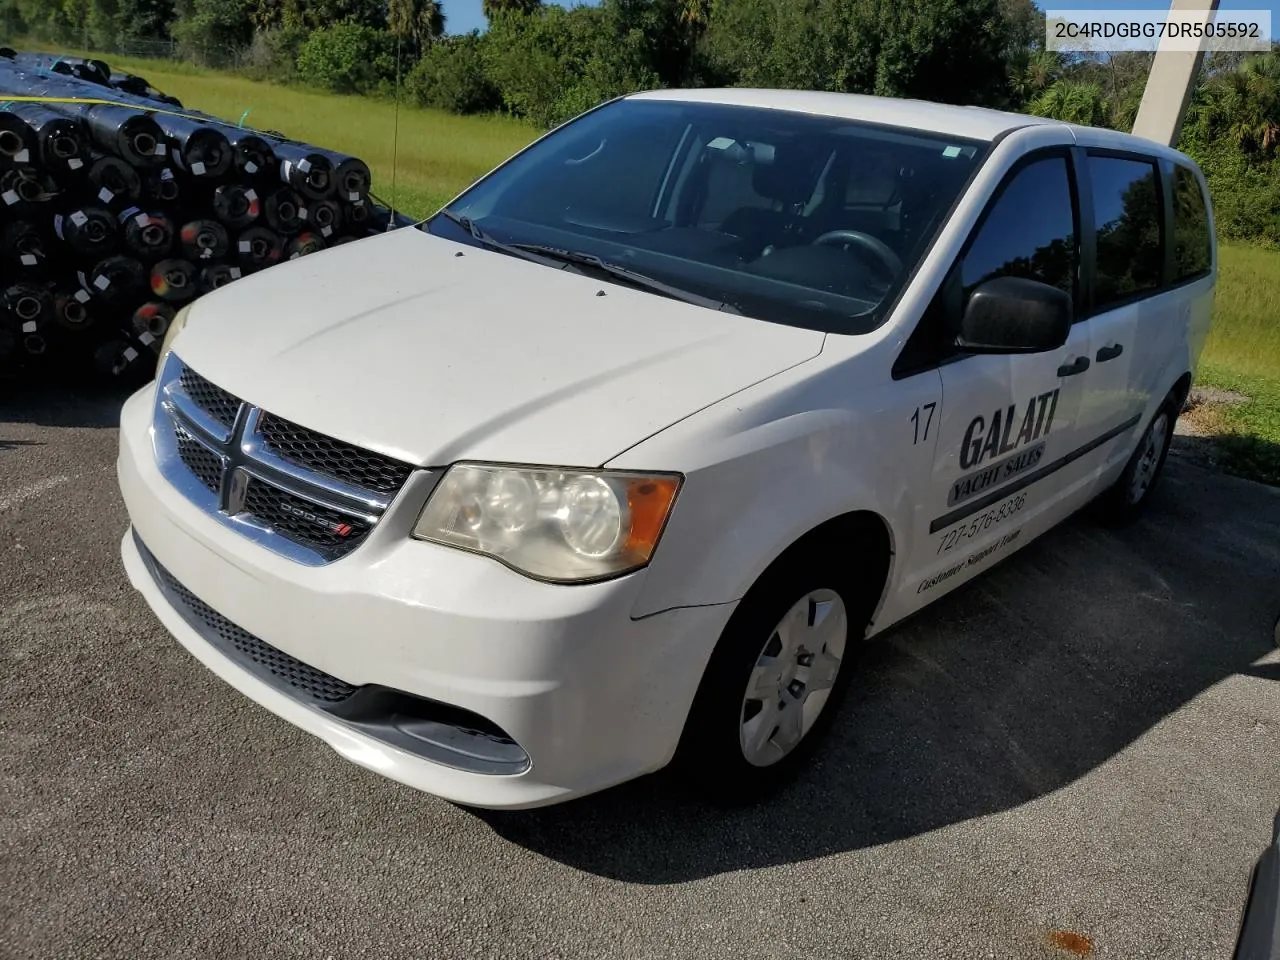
[738,587,848,769]
[678,557,862,802]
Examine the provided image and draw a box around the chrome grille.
[179,365,241,432]
[258,413,412,496]
[153,353,417,565]
[242,478,373,557]
[173,422,224,494]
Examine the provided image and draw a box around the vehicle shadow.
[1170,430,1280,488]
[477,459,1280,883]
[0,376,140,430]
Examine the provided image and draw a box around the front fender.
[614,403,903,620]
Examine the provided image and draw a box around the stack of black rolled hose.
[0,49,412,384]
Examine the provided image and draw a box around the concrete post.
[1131,0,1222,146]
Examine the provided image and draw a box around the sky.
[443,0,597,35]
[440,0,1280,38]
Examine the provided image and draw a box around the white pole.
[1131,0,1222,145]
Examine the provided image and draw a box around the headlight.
[413,464,681,582]
[156,303,191,374]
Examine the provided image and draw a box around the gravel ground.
[2,385,1279,960]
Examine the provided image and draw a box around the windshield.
[423,98,986,334]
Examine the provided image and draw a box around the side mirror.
[957,275,1072,354]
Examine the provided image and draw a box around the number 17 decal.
[911,402,938,445]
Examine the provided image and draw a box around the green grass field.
[82,53,541,217]
[17,51,1280,482]
[1204,244,1280,380]
[1197,243,1280,484]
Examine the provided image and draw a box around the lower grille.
[240,479,372,559]
[133,531,530,775]
[140,532,357,705]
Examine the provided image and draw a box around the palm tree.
[1028,80,1109,127]
[1111,87,1143,131]
[481,0,542,20]
[1010,49,1062,102]
[679,0,712,26]
[1203,52,1280,154]
[388,0,445,59]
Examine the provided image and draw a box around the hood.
[173,229,825,467]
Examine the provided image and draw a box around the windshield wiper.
[437,210,738,314]
[509,243,740,314]
[437,208,572,271]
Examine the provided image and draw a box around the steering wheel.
[812,230,902,277]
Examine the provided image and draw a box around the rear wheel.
[678,548,872,802]
[1097,392,1179,526]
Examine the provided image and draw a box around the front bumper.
[118,384,735,809]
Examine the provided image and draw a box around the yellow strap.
[0,95,245,130]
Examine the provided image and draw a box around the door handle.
[1096,343,1124,362]
[1057,356,1091,377]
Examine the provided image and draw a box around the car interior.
[551,124,976,303]
[443,102,983,326]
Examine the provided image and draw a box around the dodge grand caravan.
[118,89,1216,809]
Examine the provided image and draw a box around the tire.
[1097,391,1179,527]
[677,547,872,803]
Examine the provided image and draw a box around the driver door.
[911,150,1095,604]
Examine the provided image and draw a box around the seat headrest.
[752,140,828,206]
[843,150,902,205]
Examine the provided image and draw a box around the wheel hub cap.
[739,589,848,768]
[1128,412,1169,504]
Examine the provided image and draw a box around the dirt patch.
[1174,385,1280,486]
[1177,386,1249,441]
[1177,403,1228,439]
[1186,385,1250,408]
[1173,391,1240,467]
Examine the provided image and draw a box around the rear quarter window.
[1172,164,1212,281]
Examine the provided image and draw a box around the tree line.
[2,0,1277,244]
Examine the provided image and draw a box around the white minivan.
[117,89,1216,809]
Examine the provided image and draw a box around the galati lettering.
[959,389,1059,470]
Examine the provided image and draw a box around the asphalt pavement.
[2,383,1279,960]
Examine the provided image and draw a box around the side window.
[892,154,1077,377]
[1087,155,1163,308]
[1172,164,1212,281]
[960,155,1077,304]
